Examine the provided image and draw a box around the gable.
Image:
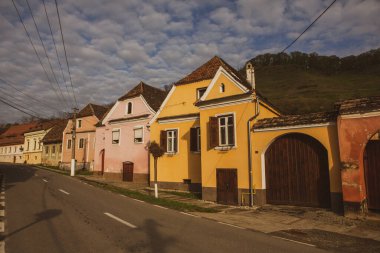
[156,80,210,119]
[103,96,154,124]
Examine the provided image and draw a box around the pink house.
[94,82,167,182]
[61,103,109,170]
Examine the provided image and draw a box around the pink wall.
[338,115,380,209]
[94,96,153,178]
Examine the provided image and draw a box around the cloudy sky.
[0,0,379,123]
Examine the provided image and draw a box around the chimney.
[246,62,255,90]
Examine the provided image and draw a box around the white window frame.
[78,138,85,149]
[133,126,144,144]
[216,113,236,147]
[126,102,133,115]
[112,129,121,145]
[220,83,225,93]
[77,119,82,128]
[67,139,72,149]
[165,128,179,154]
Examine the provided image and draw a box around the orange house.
[61,104,108,170]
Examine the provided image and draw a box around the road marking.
[0,222,4,233]
[0,210,4,217]
[133,199,144,203]
[153,205,168,209]
[59,189,70,195]
[272,236,316,247]
[0,241,4,253]
[0,202,4,206]
[42,179,48,183]
[180,212,200,218]
[104,212,137,228]
[218,222,246,230]
[0,196,4,200]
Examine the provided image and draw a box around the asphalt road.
[0,164,328,253]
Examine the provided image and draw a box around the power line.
[0,97,41,119]
[10,0,66,111]
[280,0,337,53]
[41,0,73,108]
[54,0,78,108]
[24,0,71,111]
[0,77,62,112]
[1,87,56,115]
[0,95,43,119]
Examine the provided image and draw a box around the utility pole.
[70,107,78,176]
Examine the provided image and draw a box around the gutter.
[247,95,260,207]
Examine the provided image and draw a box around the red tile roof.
[0,121,39,146]
[41,120,68,144]
[174,56,252,90]
[118,81,167,111]
[77,103,109,119]
[337,96,380,115]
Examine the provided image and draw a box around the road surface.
[0,164,327,253]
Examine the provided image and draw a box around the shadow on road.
[128,219,176,253]
[0,163,37,191]
[0,209,62,240]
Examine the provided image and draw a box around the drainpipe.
[247,95,260,207]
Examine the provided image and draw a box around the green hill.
[243,49,380,114]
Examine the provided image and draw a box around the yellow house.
[24,120,59,164]
[149,56,280,203]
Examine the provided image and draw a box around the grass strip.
[78,177,218,213]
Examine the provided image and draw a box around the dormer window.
[126,102,133,115]
[220,83,225,93]
[197,87,207,100]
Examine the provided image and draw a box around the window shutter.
[160,130,167,151]
[209,117,219,149]
[174,129,178,153]
[190,128,197,152]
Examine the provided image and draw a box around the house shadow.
[0,209,62,240]
[127,219,176,253]
[0,163,37,191]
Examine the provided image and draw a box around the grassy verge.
[156,189,201,199]
[35,165,69,176]
[78,177,218,213]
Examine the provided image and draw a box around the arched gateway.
[265,133,331,208]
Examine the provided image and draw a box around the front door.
[217,169,238,205]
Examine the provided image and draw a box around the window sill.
[214,146,236,151]
[165,152,178,156]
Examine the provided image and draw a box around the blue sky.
[0,0,379,123]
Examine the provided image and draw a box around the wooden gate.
[122,162,134,182]
[217,169,238,205]
[364,140,380,210]
[265,133,330,207]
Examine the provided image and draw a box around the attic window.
[126,102,133,115]
[220,83,225,93]
[77,119,82,128]
[197,87,207,99]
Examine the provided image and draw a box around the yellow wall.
[0,144,24,164]
[150,119,202,184]
[24,130,49,164]
[251,125,342,193]
[42,143,62,166]
[158,80,210,118]
[204,73,245,100]
[200,100,278,189]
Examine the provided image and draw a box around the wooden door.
[265,134,330,208]
[364,140,380,210]
[123,162,134,182]
[217,169,238,205]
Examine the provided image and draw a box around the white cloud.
[0,0,379,123]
